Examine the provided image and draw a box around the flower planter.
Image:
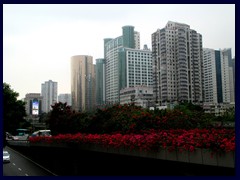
[217,151,235,168]
[166,149,177,161]
[177,148,189,163]
[202,149,218,166]
[188,148,203,164]
[156,148,167,159]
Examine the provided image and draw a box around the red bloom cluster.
[29,128,235,153]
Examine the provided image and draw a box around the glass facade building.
[71,55,96,112]
[95,58,106,106]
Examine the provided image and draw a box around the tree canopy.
[3,83,27,136]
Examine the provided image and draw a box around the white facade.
[220,49,234,103]
[104,36,123,103]
[119,47,153,88]
[203,48,218,103]
[58,93,72,106]
[41,80,58,113]
[104,25,139,103]
[134,31,140,50]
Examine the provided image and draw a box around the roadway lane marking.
[18,168,22,171]
[6,146,58,176]
[25,174,29,176]
[12,163,16,166]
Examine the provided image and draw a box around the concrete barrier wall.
[7,140,235,175]
[26,141,235,168]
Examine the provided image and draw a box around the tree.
[3,83,27,136]
[46,102,73,135]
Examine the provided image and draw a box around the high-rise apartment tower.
[152,21,203,105]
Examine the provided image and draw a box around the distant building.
[58,93,72,106]
[24,93,43,116]
[24,93,46,130]
[71,55,96,112]
[120,86,153,108]
[203,102,235,116]
[41,80,58,113]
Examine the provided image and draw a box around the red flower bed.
[29,128,235,153]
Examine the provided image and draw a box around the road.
[3,146,57,176]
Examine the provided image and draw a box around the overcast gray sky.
[3,4,235,100]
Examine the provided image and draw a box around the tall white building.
[41,80,58,113]
[118,46,153,89]
[220,48,234,103]
[58,93,72,106]
[152,21,203,105]
[104,25,140,103]
[202,48,218,103]
[203,48,234,104]
[118,45,153,107]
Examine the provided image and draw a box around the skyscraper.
[71,55,96,112]
[152,21,203,105]
[118,46,153,90]
[220,48,234,103]
[95,58,106,106]
[41,80,58,113]
[104,25,139,104]
[202,48,219,103]
[203,48,234,104]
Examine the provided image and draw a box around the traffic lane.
[3,161,28,176]
[3,146,56,176]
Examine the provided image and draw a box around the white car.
[31,130,51,137]
[3,151,10,163]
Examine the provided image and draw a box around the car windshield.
[3,152,9,156]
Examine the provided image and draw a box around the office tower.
[203,48,234,104]
[220,48,234,103]
[95,58,106,106]
[202,48,218,103]
[152,21,203,106]
[118,46,153,89]
[104,25,139,104]
[58,93,72,106]
[24,93,43,116]
[118,45,153,107]
[71,55,96,112]
[41,80,58,113]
